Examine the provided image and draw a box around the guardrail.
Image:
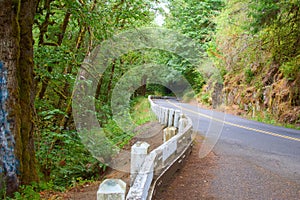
[97,96,194,200]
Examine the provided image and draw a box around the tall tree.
[0,0,38,196]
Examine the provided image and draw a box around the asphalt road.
[154,98,300,199]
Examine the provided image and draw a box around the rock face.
[212,82,223,109]
[222,64,300,125]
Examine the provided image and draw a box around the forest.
[0,0,299,199]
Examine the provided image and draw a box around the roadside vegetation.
[205,0,300,127]
[166,0,300,128]
[4,96,156,200]
[130,96,157,126]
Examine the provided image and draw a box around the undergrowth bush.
[34,97,152,191]
[5,96,155,199]
[35,130,103,188]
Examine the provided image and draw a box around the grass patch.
[130,96,157,125]
[251,111,300,130]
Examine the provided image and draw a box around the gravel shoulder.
[155,135,217,200]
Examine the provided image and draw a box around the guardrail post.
[168,109,174,127]
[159,106,164,124]
[97,179,126,200]
[163,127,177,142]
[130,141,150,185]
[164,108,169,125]
[174,110,181,128]
[163,128,170,142]
[178,114,188,134]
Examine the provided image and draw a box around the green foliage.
[164,0,223,97]
[32,0,158,192]
[251,111,300,130]
[130,96,157,125]
[35,129,103,188]
[200,93,211,104]
[248,0,300,64]
[103,120,133,148]
[211,0,300,81]
[146,84,173,96]
[6,184,40,200]
[166,0,224,49]
[209,0,300,125]
[33,0,156,129]
[26,0,300,195]
[280,56,300,81]
[247,0,280,33]
[244,67,254,84]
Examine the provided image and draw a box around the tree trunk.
[57,0,98,131]
[134,75,147,97]
[0,1,20,195]
[106,62,116,103]
[38,66,52,99]
[57,11,71,46]
[0,0,38,196]
[95,75,103,100]
[37,0,54,46]
[18,0,39,185]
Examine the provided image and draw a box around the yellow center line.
[166,100,300,142]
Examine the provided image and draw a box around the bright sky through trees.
[153,1,169,26]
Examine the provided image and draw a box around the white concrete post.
[159,107,164,124]
[164,108,169,125]
[170,127,176,137]
[97,179,126,200]
[174,110,181,128]
[168,109,174,127]
[178,114,188,134]
[163,128,170,143]
[163,127,177,142]
[130,141,150,185]
[161,107,165,125]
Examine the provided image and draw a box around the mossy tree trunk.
[0,0,38,195]
[18,0,39,185]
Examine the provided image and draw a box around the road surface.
[154,98,300,199]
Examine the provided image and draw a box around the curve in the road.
[166,99,300,142]
[154,98,300,199]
